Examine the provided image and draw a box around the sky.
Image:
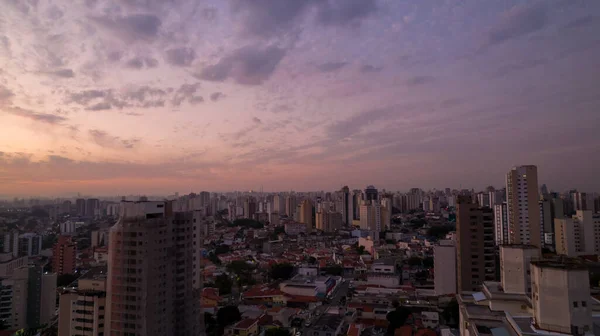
[1,0,600,197]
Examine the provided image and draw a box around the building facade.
[506,165,542,249]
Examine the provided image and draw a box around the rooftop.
[531,260,588,271]
[307,313,344,332]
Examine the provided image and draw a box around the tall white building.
[506,165,541,249]
[434,240,456,295]
[359,202,382,241]
[554,210,600,257]
[494,203,509,245]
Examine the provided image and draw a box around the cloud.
[271,104,293,114]
[316,0,377,26]
[92,14,162,42]
[485,2,547,47]
[196,45,286,85]
[406,75,434,86]
[317,61,347,73]
[491,58,547,78]
[165,47,196,67]
[0,85,14,105]
[229,0,377,38]
[88,129,140,149]
[562,15,599,30]
[171,83,202,106]
[360,64,382,73]
[327,106,397,138]
[210,92,225,102]
[50,69,75,78]
[5,106,68,125]
[229,0,315,37]
[125,56,159,69]
[86,102,112,111]
[252,117,262,124]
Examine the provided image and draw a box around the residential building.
[574,192,590,211]
[340,186,353,225]
[364,185,379,202]
[279,275,337,298]
[106,201,201,336]
[90,229,109,249]
[434,240,456,295]
[531,260,592,334]
[284,222,307,236]
[500,245,539,295]
[59,267,107,336]
[316,211,343,232]
[505,165,542,249]
[456,195,496,292]
[493,203,508,245]
[53,235,77,275]
[244,197,257,219]
[16,233,42,257]
[76,198,86,216]
[303,313,344,336]
[554,210,600,257]
[86,198,100,218]
[299,199,314,232]
[539,200,553,247]
[359,202,382,241]
[285,195,297,218]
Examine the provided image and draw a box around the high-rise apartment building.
[340,186,353,225]
[16,233,42,257]
[53,235,77,275]
[359,202,382,241]
[573,192,589,211]
[505,165,541,248]
[456,195,496,292]
[76,198,86,216]
[299,199,314,232]
[500,245,539,295]
[434,240,456,295]
[285,195,297,218]
[315,211,342,232]
[106,201,201,336]
[86,198,100,218]
[363,186,378,203]
[493,202,508,246]
[531,260,592,335]
[59,267,107,336]
[243,197,257,219]
[272,194,285,215]
[554,210,600,257]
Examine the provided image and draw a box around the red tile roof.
[234,318,258,330]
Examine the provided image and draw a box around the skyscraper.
[106,201,201,336]
[363,185,378,202]
[456,195,496,292]
[493,202,508,246]
[359,202,382,241]
[505,165,541,249]
[52,235,76,276]
[340,186,353,226]
[316,211,343,232]
[76,198,86,216]
[299,199,314,232]
[285,195,297,218]
[86,198,100,218]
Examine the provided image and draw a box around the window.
[573,301,578,308]
[582,301,587,307]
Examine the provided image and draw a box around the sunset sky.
[1,0,599,196]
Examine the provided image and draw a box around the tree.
[57,274,78,287]
[415,270,429,280]
[42,234,57,249]
[217,306,241,328]
[208,252,222,265]
[385,239,396,245]
[232,219,264,229]
[308,256,317,264]
[407,256,423,267]
[270,263,295,280]
[323,265,343,276]
[427,225,452,239]
[356,245,367,255]
[266,328,290,336]
[423,257,434,268]
[214,274,233,295]
[442,298,459,327]
[205,312,217,336]
[386,301,412,335]
[215,244,230,255]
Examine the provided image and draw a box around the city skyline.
[1,0,600,195]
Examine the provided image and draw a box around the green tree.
[442,298,459,327]
[266,328,290,336]
[57,273,78,287]
[270,263,295,280]
[386,300,412,335]
[407,256,423,267]
[323,265,343,276]
[427,225,452,239]
[214,274,233,295]
[208,252,222,265]
[217,306,241,327]
[308,256,317,264]
[423,256,434,268]
[215,244,230,255]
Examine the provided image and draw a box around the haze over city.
[1,0,600,196]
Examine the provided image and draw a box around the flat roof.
[531,260,587,271]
